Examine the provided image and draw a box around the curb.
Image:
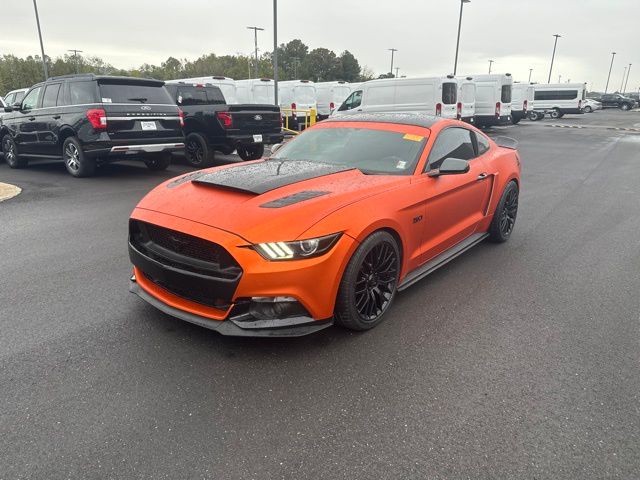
[0,182,21,202]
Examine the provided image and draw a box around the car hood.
[135,159,409,243]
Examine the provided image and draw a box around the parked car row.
[1,74,282,177]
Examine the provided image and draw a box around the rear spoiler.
[493,136,518,150]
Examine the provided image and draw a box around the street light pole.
[548,34,561,83]
[453,0,470,75]
[395,67,399,78]
[388,48,398,76]
[620,66,627,92]
[68,49,83,74]
[273,0,278,106]
[488,60,493,74]
[623,63,631,94]
[605,52,616,93]
[32,0,48,79]
[247,26,264,78]
[528,68,533,82]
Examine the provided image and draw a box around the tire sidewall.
[2,135,24,168]
[489,181,519,243]
[185,132,209,167]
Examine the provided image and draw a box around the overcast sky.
[1,0,637,92]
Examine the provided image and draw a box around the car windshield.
[271,126,427,175]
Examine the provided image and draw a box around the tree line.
[0,39,378,95]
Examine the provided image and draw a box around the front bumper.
[128,209,357,337]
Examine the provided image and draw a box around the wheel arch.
[58,126,77,150]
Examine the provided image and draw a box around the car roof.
[324,112,441,129]
[47,73,164,85]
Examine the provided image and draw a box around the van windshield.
[271,126,427,176]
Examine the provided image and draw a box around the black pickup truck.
[164,83,283,167]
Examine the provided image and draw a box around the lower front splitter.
[130,280,333,337]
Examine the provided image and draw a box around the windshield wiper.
[128,97,148,103]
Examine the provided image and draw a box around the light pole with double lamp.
[453,0,470,75]
[388,48,398,76]
[247,26,264,78]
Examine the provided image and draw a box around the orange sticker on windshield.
[403,134,424,142]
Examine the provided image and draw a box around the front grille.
[129,220,242,308]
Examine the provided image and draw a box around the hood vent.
[260,190,330,208]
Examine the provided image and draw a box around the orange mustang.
[129,113,520,336]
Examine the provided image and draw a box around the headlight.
[253,233,342,261]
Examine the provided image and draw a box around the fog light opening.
[249,296,309,320]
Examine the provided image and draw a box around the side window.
[42,83,61,108]
[69,81,98,105]
[5,93,14,105]
[475,132,490,155]
[425,127,476,171]
[14,91,26,103]
[442,83,457,104]
[22,87,42,110]
[338,90,362,111]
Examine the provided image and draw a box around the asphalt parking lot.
[1,110,639,479]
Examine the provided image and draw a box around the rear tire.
[621,103,631,111]
[237,144,265,161]
[488,181,519,243]
[185,132,215,168]
[334,231,400,331]
[63,137,95,177]
[583,106,593,113]
[550,108,561,119]
[2,134,27,169]
[144,152,171,171]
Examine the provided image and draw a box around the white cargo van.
[531,83,586,118]
[511,83,535,124]
[166,76,237,104]
[235,78,276,105]
[456,76,476,124]
[278,80,317,129]
[333,76,458,119]
[471,74,513,126]
[315,81,351,119]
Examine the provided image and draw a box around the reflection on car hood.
[136,160,409,243]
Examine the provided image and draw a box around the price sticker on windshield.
[403,133,424,142]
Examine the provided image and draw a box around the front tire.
[550,108,561,119]
[237,144,265,161]
[583,106,593,113]
[2,134,27,169]
[185,132,215,168]
[144,153,171,171]
[334,231,400,331]
[63,137,95,177]
[489,181,519,243]
[621,103,631,111]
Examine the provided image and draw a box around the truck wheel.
[144,152,171,171]
[2,134,28,169]
[63,137,95,177]
[185,132,215,168]
[237,144,265,161]
[550,108,561,119]
[621,103,631,111]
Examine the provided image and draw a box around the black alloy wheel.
[335,231,400,331]
[185,133,214,168]
[489,181,519,242]
[2,135,26,168]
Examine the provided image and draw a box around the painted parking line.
[0,182,21,202]
[546,124,587,129]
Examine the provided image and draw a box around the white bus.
[471,73,513,126]
[235,78,276,105]
[315,81,351,119]
[166,76,237,104]
[532,83,586,118]
[333,76,459,119]
[511,82,535,124]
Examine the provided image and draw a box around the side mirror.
[428,158,470,177]
[3,106,12,113]
[270,143,284,155]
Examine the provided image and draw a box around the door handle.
[29,117,36,121]
[53,115,61,119]
[477,173,489,181]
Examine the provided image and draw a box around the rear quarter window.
[69,81,98,104]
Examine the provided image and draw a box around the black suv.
[598,93,637,111]
[165,82,282,167]
[0,74,185,177]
